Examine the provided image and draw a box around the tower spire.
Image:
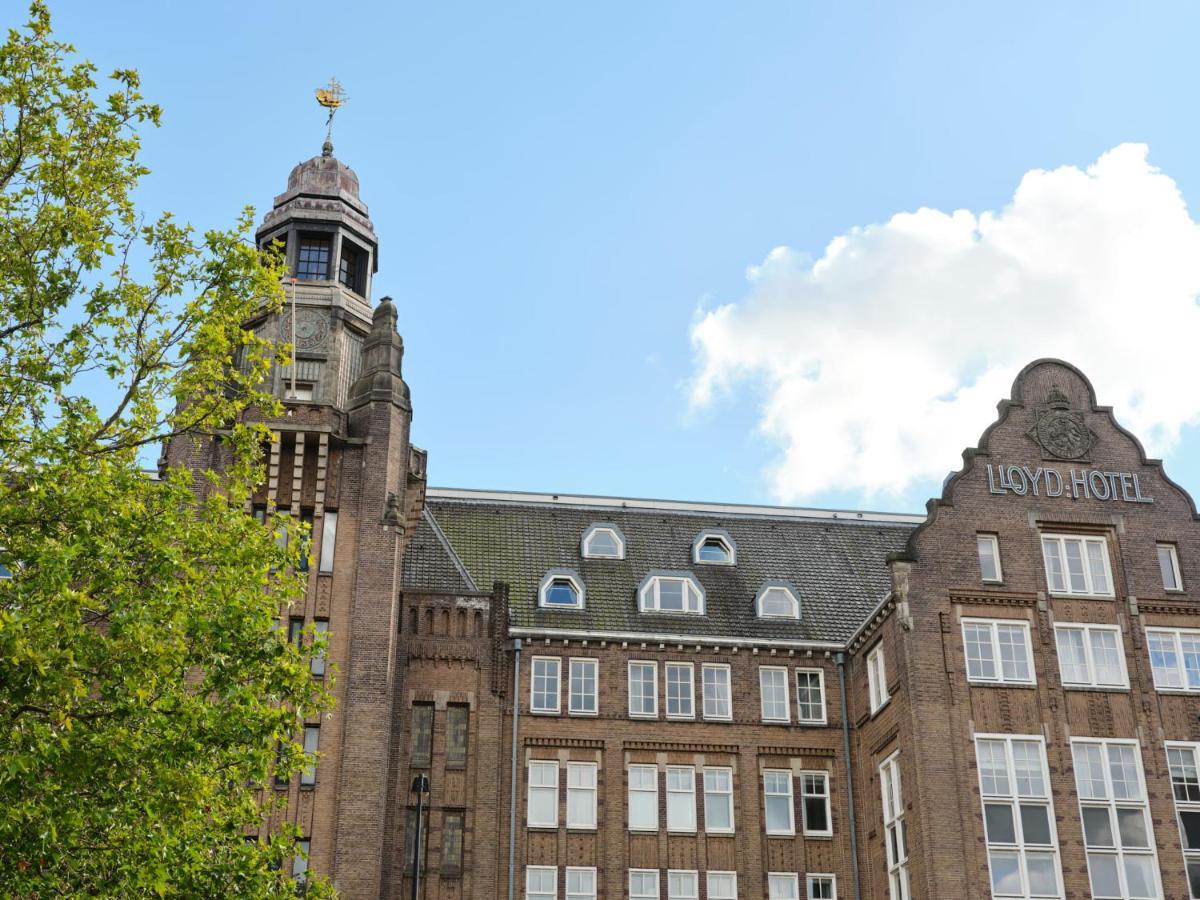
[315,77,348,157]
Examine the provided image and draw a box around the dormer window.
[638,572,704,614]
[296,234,332,281]
[756,582,800,619]
[582,523,625,560]
[693,529,736,566]
[538,569,585,609]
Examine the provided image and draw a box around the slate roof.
[403,490,923,645]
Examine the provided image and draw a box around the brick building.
[180,140,1200,899]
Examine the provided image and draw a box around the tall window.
[441,812,464,876]
[703,767,734,833]
[1054,624,1127,689]
[1166,742,1200,898]
[880,752,910,900]
[568,658,598,716]
[768,874,800,900]
[527,761,559,828]
[665,766,696,832]
[1147,628,1200,692]
[666,662,695,719]
[707,872,738,900]
[566,762,598,829]
[630,870,660,900]
[800,772,831,835]
[566,868,596,900]
[404,808,427,875]
[410,704,433,767]
[760,666,790,722]
[807,875,837,899]
[526,866,557,900]
[292,838,310,885]
[310,619,329,676]
[628,661,658,718]
[667,870,699,900]
[962,619,1034,685]
[795,669,826,724]
[1071,739,1159,899]
[1159,544,1183,592]
[446,704,469,769]
[1041,534,1113,596]
[338,241,363,293]
[288,617,304,649]
[317,511,338,573]
[702,664,732,720]
[975,735,1062,898]
[531,657,561,713]
[296,235,331,280]
[978,534,1003,582]
[628,765,658,831]
[300,725,320,786]
[868,644,889,713]
[764,770,795,835]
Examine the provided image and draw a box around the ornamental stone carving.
[1026,385,1097,460]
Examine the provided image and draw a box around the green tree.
[0,5,334,896]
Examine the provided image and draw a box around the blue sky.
[45,1,1200,513]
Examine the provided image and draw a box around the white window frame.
[1146,627,1200,693]
[565,867,596,900]
[667,869,699,900]
[628,765,659,832]
[807,874,837,900]
[763,769,795,836]
[568,657,598,716]
[701,663,732,721]
[629,870,660,900]
[703,766,735,834]
[978,533,1003,583]
[580,523,625,560]
[318,510,338,573]
[760,666,791,723]
[768,873,800,900]
[692,529,736,566]
[1053,623,1129,689]
[665,765,697,833]
[1165,741,1200,898]
[706,871,738,900]
[795,668,827,724]
[961,618,1036,686]
[800,770,832,837]
[974,734,1063,899]
[638,573,705,614]
[665,662,695,720]
[301,724,320,786]
[566,762,598,830]
[1070,737,1160,900]
[538,569,585,609]
[530,656,561,714]
[757,581,801,618]
[1158,543,1183,592]
[628,660,658,718]
[526,865,558,900]
[880,752,910,900]
[1040,533,1114,597]
[527,761,559,829]
[867,644,889,714]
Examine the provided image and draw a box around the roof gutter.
[508,625,844,651]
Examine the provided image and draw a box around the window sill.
[529,709,561,716]
[965,680,1038,689]
[1154,687,1200,695]
[702,716,733,723]
[869,699,891,718]
[1047,592,1115,600]
[761,719,792,726]
[765,832,797,839]
[802,832,834,840]
[1062,684,1130,693]
[526,825,559,832]
[566,826,598,833]
[567,710,599,718]
[666,715,697,722]
[798,719,828,727]
[629,713,659,720]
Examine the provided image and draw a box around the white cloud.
[689,144,1200,502]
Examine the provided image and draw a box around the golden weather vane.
[316,77,348,153]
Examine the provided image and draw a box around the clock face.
[279,309,330,351]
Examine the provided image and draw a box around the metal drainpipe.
[507,638,523,900]
[837,651,862,900]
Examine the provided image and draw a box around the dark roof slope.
[401,509,477,594]
[407,492,919,644]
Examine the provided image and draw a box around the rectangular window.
[868,644,889,713]
[979,534,1003,582]
[296,235,332,280]
[441,811,463,875]
[707,872,738,900]
[566,762,598,829]
[760,666,790,722]
[630,870,660,900]
[795,669,826,724]
[1054,624,1128,689]
[1166,742,1200,898]
[801,771,831,835]
[410,704,433,767]
[318,511,338,573]
[297,510,314,571]
[703,767,734,833]
[880,752,910,900]
[962,619,1035,685]
[404,808,427,875]
[531,656,561,713]
[446,704,469,769]
[1159,544,1183,592]
[665,766,696,832]
[628,765,658,831]
[527,761,559,828]
[1041,533,1113,596]
[526,866,557,900]
[338,242,363,293]
[1071,738,1159,899]
[768,873,800,900]
[665,662,695,719]
[301,725,319,786]
[975,735,1062,898]
[701,664,732,720]
[807,875,837,899]
[1147,627,1200,692]
[566,867,596,900]
[628,661,658,718]
[310,619,329,677]
[568,658,598,716]
[288,617,304,649]
[764,769,795,835]
[667,870,698,900]
[292,838,310,884]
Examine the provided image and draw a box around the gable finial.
[315,77,349,157]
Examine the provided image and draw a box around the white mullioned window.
[807,875,837,899]
[665,766,696,832]
[978,533,1003,582]
[630,870,660,900]
[628,765,658,831]
[757,582,800,618]
[763,769,795,835]
[800,771,831,836]
[768,873,800,900]
[1147,627,1200,692]
[1054,624,1128,689]
[530,656,561,714]
[961,618,1035,685]
[1158,543,1183,592]
[581,523,624,560]
[868,644,889,713]
[527,761,559,828]
[880,752,910,900]
[706,872,738,900]
[526,866,557,900]
[667,870,699,900]
[1166,742,1200,898]
[638,573,705,613]
[539,569,585,609]
[566,762,597,829]
[565,867,596,900]
[703,766,734,833]
[665,662,695,719]
[701,664,732,720]
[760,666,790,722]
[1071,738,1160,899]
[1040,533,1113,596]
[795,668,826,724]
[568,658,598,715]
[974,735,1062,898]
[693,529,736,565]
[628,660,658,717]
